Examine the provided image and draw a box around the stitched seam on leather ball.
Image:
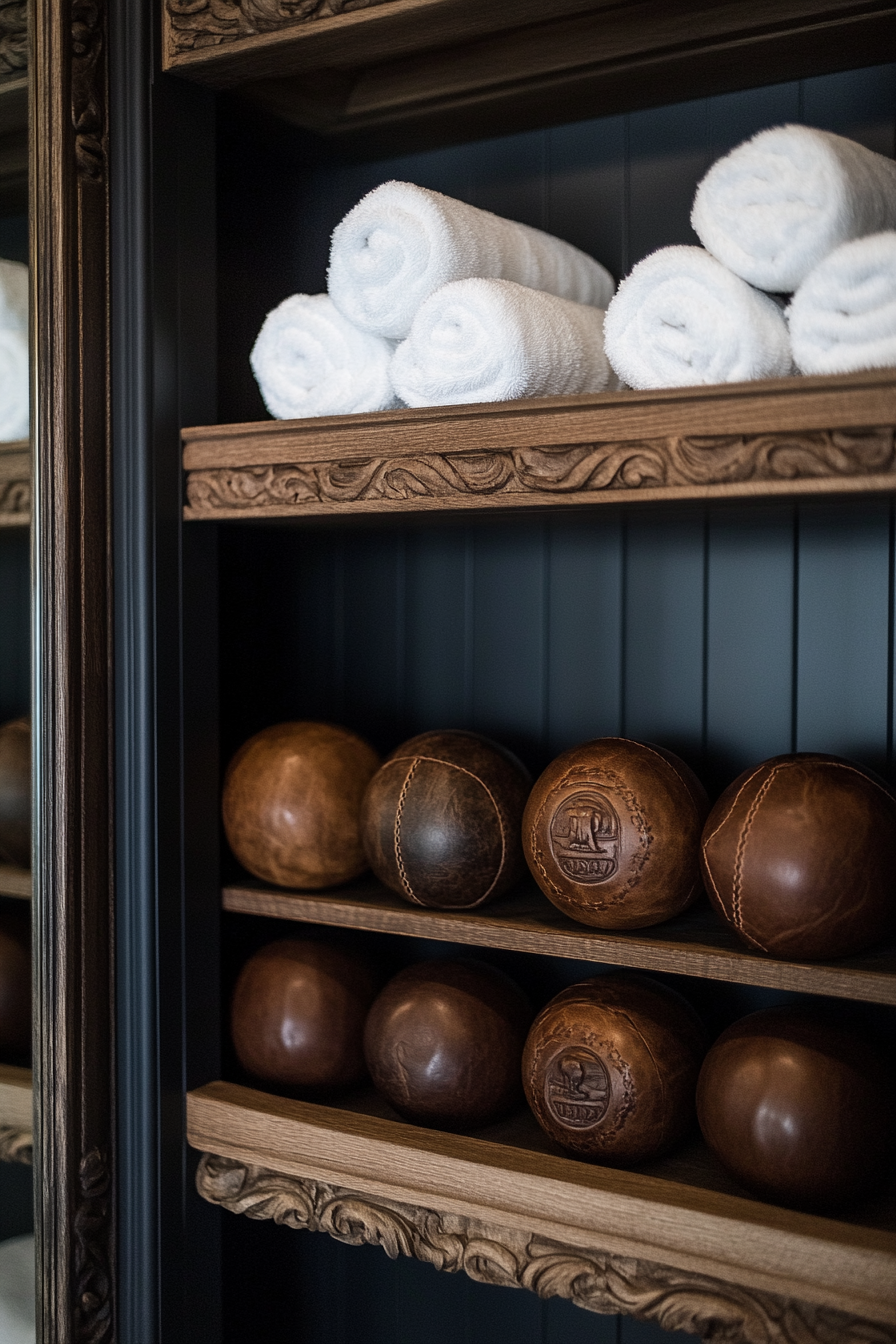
[702,762,767,853]
[394,759,419,902]
[732,767,779,932]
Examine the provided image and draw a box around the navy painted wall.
[213,65,896,1344]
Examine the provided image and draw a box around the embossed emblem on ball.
[549,790,619,883]
[545,1047,611,1128]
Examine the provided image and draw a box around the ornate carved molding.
[184,428,896,516]
[0,0,26,78]
[0,1124,32,1164]
[166,0,398,57]
[73,1148,112,1344]
[195,1152,896,1344]
[0,474,30,522]
[72,0,106,181]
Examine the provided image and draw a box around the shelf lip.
[186,1080,896,1326]
[0,865,32,899]
[182,372,896,520]
[221,880,896,1005]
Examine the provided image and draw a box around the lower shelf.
[222,878,896,1006]
[0,865,31,899]
[0,1063,31,1164]
[187,1080,896,1338]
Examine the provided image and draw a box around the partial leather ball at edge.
[701,753,896,959]
[697,1007,895,1210]
[223,721,380,889]
[0,717,30,870]
[231,939,381,1089]
[0,912,30,1053]
[524,737,709,929]
[364,958,532,1127]
[361,730,531,909]
[523,974,705,1164]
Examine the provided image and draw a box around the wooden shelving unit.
[0,439,29,526]
[0,864,30,899]
[0,1063,31,1165]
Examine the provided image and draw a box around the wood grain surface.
[0,863,30,898]
[222,879,896,1005]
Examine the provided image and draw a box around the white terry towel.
[787,231,896,375]
[603,245,792,389]
[692,125,896,293]
[0,260,27,333]
[250,293,399,419]
[0,1235,35,1344]
[389,277,618,408]
[328,181,615,339]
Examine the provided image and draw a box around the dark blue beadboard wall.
[215,64,896,1344]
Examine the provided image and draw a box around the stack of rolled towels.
[605,124,896,388]
[250,180,617,416]
[0,259,29,441]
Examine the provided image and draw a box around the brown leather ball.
[360,730,531,909]
[231,938,381,1089]
[523,974,705,1163]
[223,721,380,889]
[363,958,532,1127]
[697,1007,895,1210]
[0,911,30,1053]
[0,717,30,869]
[523,738,709,929]
[701,753,896,960]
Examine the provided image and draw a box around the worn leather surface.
[523,737,709,929]
[222,720,381,889]
[523,973,705,1164]
[364,958,531,1127]
[697,1006,895,1211]
[361,730,531,909]
[0,910,30,1053]
[700,752,896,960]
[231,938,381,1089]
[0,717,29,869]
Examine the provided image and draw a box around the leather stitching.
[393,758,419,902]
[731,766,779,932]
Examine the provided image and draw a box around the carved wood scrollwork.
[195,1152,896,1344]
[184,428,896,515]
[72,0,106,181]
[73,1148,112,1344]
[0,0,26,78]
[0,475,30,521]
[0,1124,32,1164]
[166,0,397,57]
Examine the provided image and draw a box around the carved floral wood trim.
[165,0,397,57]
[0,0,26,78]
[0,1124,32,1164]
[184,427,896,517]
[0,474,30,522]
[195,1152,896,1344]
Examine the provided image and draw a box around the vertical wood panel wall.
[214,63,896,1344]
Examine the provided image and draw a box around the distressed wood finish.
[195,1152,895,1344]
[31,0,115,1331]
[183,372,896,520]
[187,1081,896,1332]
[0,1063,32,1164]
[0,440,29,526]
[222,880,896,1005]
[0,862,30,896]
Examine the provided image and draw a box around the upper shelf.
[183,370,896,522]
[162,0,896,151]
[0,440,30,526]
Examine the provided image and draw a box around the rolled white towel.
[249,293,399,419]
[0,328,29,441]
[0,1234,35,1344]
[389,277,617,408]
[0,259,27,332]
[692,125,896,293]
[603,245,792,390]
[328,180,615,339]
[787,231,896,375]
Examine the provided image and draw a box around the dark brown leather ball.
[223,721,380,889]
[701,753,896,960]
[523,738,709,929]
[697,1007,895,1210]
[523,974,705,1163]
[0,717,30,869]
[360,730,531,909]
[363,958,532,1127]
[231,939,381,1089]
[0,911,30,1053]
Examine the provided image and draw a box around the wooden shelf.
[223,878,896,1006]
[0,1063,31,1164]
[183,371,896,522]
[163,0,896,151]
[187,1079,896,1333]
[0,864,30,899]
[0,440,29,526]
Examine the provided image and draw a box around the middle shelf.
[223,878,896,1006]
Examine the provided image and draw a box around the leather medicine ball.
[0,912,30,1054]
[0,717,30,869]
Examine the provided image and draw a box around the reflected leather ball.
[231,939,380,1089]
[223,721,380,889]
[697,1006,895,1210]
[0,717,30,869]
[0,912,30,1053]
[361,730,531,909]
[364,958,531,1127]
[523,974,705,1163]
[701,753,896,959]
[523,738,709,928]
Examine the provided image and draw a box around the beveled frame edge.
[194,1153,896,1344]
[31,0,115,1333]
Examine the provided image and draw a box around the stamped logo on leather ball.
[549,790,619,883]
[544,1047,611,1128]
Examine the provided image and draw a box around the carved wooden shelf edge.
[195,1152,895,1344]
[0,1124,32,1164]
